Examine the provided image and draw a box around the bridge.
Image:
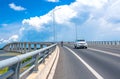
[3,42,53,53]
[0,41,120,79]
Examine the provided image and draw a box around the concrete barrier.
[26,46,60,79]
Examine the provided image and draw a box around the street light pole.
[52,8,61,43]
[52,10,55,42]
[75,24,77,41]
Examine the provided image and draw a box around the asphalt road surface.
[0,50,18,61]
[53,45,120,79]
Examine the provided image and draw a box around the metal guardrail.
[0,44,57,79]
[87,41,120,45]
[63,41,120,46]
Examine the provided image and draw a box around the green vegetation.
[20,57,33,73]
[0,67,8,74]
[0,56,41,75]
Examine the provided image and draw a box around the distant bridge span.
[3,42,54,53]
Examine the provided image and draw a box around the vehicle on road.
[61,41,63,47]
[74,40,88,49]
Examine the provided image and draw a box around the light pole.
[52,8,61,42]
[75,24,77,41]
[52,9,55,42]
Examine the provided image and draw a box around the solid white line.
[64,46,104,79]
[88,48,120,57]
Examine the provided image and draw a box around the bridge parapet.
[0,43,56,79]
[3,42,54,53]
[87,41,120,46]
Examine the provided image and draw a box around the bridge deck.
[0,50,20,61]
[53,45,120,79]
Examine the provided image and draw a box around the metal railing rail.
[87,41,120,45]
[0,43,57,79]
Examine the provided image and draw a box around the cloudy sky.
[0,0,120,47]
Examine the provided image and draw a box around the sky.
[0,0,120,47]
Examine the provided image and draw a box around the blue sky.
[0,0,120,47]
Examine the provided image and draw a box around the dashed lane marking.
[64,46,104,79]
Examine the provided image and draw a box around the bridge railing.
[0,43,57,79]
[3,42,54,53]
[87,41,120,45]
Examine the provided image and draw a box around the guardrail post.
[9,62,21,79]
[51,45,55,54]
[33,54,39,72]
[42,51,46,63]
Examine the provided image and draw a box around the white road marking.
[64,46,104,79]
[88,48,120,57]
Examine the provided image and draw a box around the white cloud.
[19,27,25,34]
[22,14,52,31]
[47,0,59,2]
[21,0,120,41]
[8,35,19,42]
[76,0,108,9]
[22,6,77,31]
[1,24,8,27]
[0,39,4,43]
[54,6,77,24]
[22,0,108,31]
[9,3,26,11]
[0,35,19,44]
[104,0,120,22]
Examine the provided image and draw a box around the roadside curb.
[26,46,59,79]
[47,46,59,79]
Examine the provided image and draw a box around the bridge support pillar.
[4,45,8,51]
[21,43,23,53]
[28,43,31,52]
[14,43,17,52]
[16,43,18,52]
[17,43,20,52]
[41,45,43,48]
[12,44,14,52]
[24,43,27,53]
[10,44,12,51]
[34,44,37,50]
[8,45,10,51]
[47,44,50,47]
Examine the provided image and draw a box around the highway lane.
[0,50,20,61]
[53,46,96,79]
[0,50,11,60]
[53,45,120,79]
[88,45,120,54]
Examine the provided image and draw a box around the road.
[53,45,120,79]
[0,50,20,61]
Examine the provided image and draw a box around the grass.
[0,56,41,75]
[0,52,20,74]
[0,67,8,74]
[0,52,21,56]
